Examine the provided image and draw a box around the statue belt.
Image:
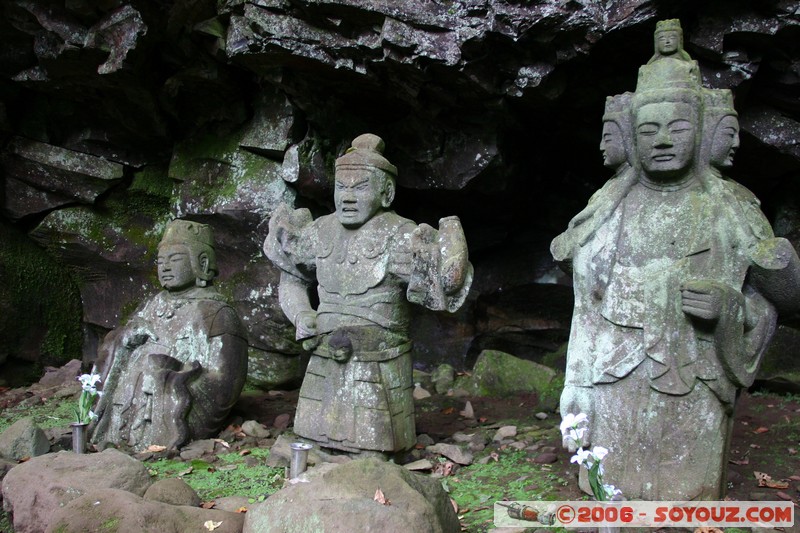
[314,335,412,363]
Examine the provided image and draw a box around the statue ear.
[382,178,395,208]
[198,252,210,275]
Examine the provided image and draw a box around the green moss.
[0,508,14,532]
[0,395,78,434]
[146,447,284,501]
[99,517,120,532]
[129,165,174,199]
[0,222,82,367]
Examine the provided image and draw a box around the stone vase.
[71,422,88,454]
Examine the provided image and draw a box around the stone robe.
[553,175,777,500]
[92,287,248,450]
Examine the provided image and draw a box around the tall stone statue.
[92,220,248,451]
[265,133,473,455]
[552,20,800,500]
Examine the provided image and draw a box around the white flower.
[591,446,609,462]
[559,412,588,437]
[603,484,623,498]
[88,410,99,420]
[570,448,592,465]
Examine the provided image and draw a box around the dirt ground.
[233,386,800,505]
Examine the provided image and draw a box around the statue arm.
[278,272,318,340]
[406,216,474,312]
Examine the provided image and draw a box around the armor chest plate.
[316,222,393,296]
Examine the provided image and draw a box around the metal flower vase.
[71,422,89,454]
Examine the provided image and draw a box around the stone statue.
[265,133,473,455]
[92,220,248,451]
[552,20,800,500]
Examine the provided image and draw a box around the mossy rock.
[464,350,561,406]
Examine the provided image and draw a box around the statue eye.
[356,183,369,191]
[637,126,658,136]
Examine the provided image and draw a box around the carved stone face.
[710,115,740,168]
[334,168,387,228]
[656,30,680,55]
[600,121,626,169]
[157,244,196,291]
[635,102,697,181]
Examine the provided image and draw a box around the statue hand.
[411,223,437,251]
[294,310,318,341]
[122,324,158,349]
[680,280,742,322]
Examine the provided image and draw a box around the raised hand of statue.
[437,216,469,295]
[680,280,744,322]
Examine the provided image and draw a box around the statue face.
[157,244,196,291]
[636,102,697,181]
[600,121,626,169]
[656,30,680,55]
[334,168,387,228]
[710,115,739,168]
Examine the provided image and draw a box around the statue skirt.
[293,346,415,453]
[590,359,731,500]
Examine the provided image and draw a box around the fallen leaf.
[788,448,797,455]
[776,491,793,501]
[442,407,456,415]
[146,445,167,452]
[749,444,761,449]
[200,501,215,509]
[753,426,769,434]
[374,488,391,506]
[433,461,455,477]
[204,520,222,531]
[19,456,30,463]
[235,507,248,513]
[213,439,230,449]
[239,449,251,456]
[478,417,488,423]
[451,498,458,513]
[789,475,800,482]
[490,452,499,462]
[754,471,790,489]
[177,466,193,477]
[729,456,749,466]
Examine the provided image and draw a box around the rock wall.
[0,0,798,387]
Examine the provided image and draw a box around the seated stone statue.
[265,133,473,455]
[552,20,800,500]
[92,220,248,451]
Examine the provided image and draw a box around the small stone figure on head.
[553,19,800,501]
[91,219,248,451]
[265,133,473,456]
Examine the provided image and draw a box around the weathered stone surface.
[552,19,800,502]
[466,350,559,399]
[240,87,303,158]
[91,220,249,451]
[0,417,50,461]
[143,478,202,507]
[241,420,271,439]
[243,458,460,533]
[264,133,473,454]
[756,325,800,393]
[431,363,456,394]
[1,448,153,533]
[492,425,518,442]
[426,443,473,466]
[47,488,244,533]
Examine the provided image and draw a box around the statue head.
[333,133,397,228]
[632,88,702,184]
[601,93,634,169]
[157,220,217,291]
[654,19,683,56]
[703,89,739,169]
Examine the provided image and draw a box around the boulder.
[426,443,473,466]
[46,488,244,533]
[431,363,456,394]
[464,350,561,405]
[0,417,50,461]
[1,449,153,533]
[143,478,201,507]
[243,458,459,533]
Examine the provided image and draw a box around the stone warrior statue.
[92,220,249,451]
[265,133,473,455]
[552,20,800,500]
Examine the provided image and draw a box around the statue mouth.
[653,154,675,162]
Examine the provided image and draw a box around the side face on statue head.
[334,167,394,228]
[710,115,740,168]
[635,101,697,181]
[600,120,626,168]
